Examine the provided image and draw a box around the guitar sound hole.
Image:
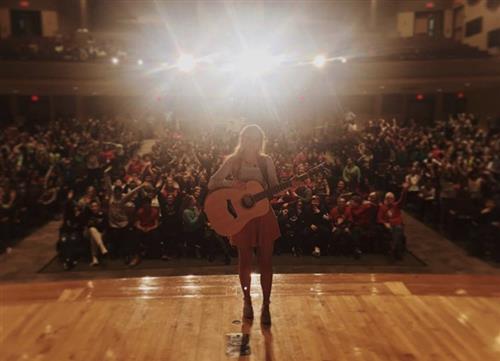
[241,194,255,209]
[226,200,238,219]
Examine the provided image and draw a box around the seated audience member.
[105,170,146,258]
[467,198,500,260]
[86,201,108,266]
[78,186,100,211]
[159,193,181,259]
[377,184,409,260]
[365,192,383,252]
[405,166,422,210]
[343,158,361,191]
[329,196,353,256]
[122,201,141,267]
[313,174,331,203]
[181,195,205,258]
[304,195,331,257]
[331,180,349,201]
[285,199,307,257]
[466,170,484,203]
[418,181,437,223]
[0,183,16,254]
[58,193,87,270]
[135,196,161,260]
[125,155,145,181]
[160,176,180,199]
[350,195,376,257]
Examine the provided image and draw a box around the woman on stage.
[207,124,280,326]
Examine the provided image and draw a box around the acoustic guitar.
[204,163,325,236]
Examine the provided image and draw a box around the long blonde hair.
[230,124,266,159]
[229,124,266,176]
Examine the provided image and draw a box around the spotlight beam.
[313,54,326,68]
[177,54,196,72]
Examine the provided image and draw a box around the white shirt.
[207,155,279,191]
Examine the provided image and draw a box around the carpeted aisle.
[39,252,426,276]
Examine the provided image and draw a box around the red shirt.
[351,203,374,226]
[136,206,159,228]
[100,150,115,163]
[377,202,403,226]
[127,160,144,176]
[431,148,443,159]
[329,206,352,226]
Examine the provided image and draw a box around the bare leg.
[89,227,108,255]
[257,240,274,305]
[237,245,253,301]
[238,244,254,320]
[257,240,274,325]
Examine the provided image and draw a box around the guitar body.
[204,180,270,237]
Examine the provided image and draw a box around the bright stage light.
[339,57,347,63]
[233,49,281,76]
[177,54,196,72]
[313,55,327,68]
[137,59,144,66]
[111,57,119,65]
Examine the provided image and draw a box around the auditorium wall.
[459,0,500,53]
[1,91,492,128]
[466,87,500,125]
[396,0,454,38]
[0,0,80,38]
[397,12,415,37]
[395,0,500,53]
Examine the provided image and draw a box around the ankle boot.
[243,298,254,320]
[261,302,271,326]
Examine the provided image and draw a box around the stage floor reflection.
[1,273,500,360]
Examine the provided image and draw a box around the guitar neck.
[253,181,293,202]
[253,162,324,202]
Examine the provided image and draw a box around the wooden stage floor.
[1,273,500,361]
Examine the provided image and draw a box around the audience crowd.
[0,115,146,256]
[1,112,499,269]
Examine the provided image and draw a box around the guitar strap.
[257,156,270,190]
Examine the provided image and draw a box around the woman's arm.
[207,157,235,191]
